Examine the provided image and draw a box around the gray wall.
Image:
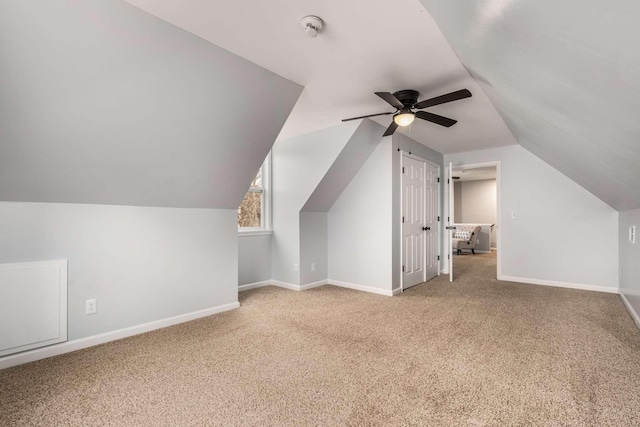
[238,235,272,286]
[454,182,463,224]
[0,0,301,209]
[0,202,237,341]
[328,138,393,290]
[0,0,300,349]
[445,145,618,290]
[271,122,360,285]
[300,213,328,285]
[455,179,497,248]
[619,209,640,326]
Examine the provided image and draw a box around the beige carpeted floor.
[2,253,640,426]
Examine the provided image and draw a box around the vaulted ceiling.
[123,0,516,155]
[420,0,640,210]
[4,0,639,211]
[0,0,301,208]
[125,0,640,211]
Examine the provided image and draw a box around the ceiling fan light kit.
[300,15,323,37]
[342,88,472,136]
[394,111,415,126]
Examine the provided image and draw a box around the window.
[238,153,271,234]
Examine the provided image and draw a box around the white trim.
[328,279,394,297]
[262,151,272,230]
[270,280,302,291]
[0,301,239,370]
[237,229,273,237]
[620,292,640,330]
[239,279,326,293]
[300,280,327,291]
[498,275,618,294]
[238,280,272,292]
[245,279,394,296]
[237,151,271,232]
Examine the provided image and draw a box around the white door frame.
[400,152,441,291]
[445,160,501,278]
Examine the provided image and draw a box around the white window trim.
[238,152,271,235]
[238,229,273,237]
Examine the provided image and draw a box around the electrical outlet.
[311,263,316,272]
[293,263,298,273]
[86,299,97,315]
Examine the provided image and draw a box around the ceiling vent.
[300,15,323,38]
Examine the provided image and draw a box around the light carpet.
[1,253,639,426]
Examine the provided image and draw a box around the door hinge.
[402,216,405,223]
[402,265,405,272]
[402,166,405,174]
[447,216,450,222]
[448,254,450,260]
[437,255,440,261]
[437,177,440,183]
[447,178,450,184]
[437,216,440,222]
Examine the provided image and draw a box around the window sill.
[238,229,273,237]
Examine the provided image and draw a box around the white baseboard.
[243,278,393,297]
[270,280,302,291]
[620,292,640,330]
[240,280,327,292]
[498,275,618,294]
[0,302,240,370]
[300,280,327,291]
[327,279,394,297]
[238,280,272,292]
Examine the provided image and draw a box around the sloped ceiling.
[420,0,640,211]
[302,120,384,212]
[0,0,301,209]
[123,0,517,155]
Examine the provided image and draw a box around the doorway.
[447,162,501,281]
[401,153,439,290]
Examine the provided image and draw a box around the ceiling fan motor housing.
[393,90,419,108]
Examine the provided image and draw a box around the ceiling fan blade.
[414,89,472,110]
[342,111,394,122]
[415,111,457,127]
[382,121,398,137]
[375,92,404,109]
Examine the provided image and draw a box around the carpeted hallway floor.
[2,253,639,426]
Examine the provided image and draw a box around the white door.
[402,155,426,289]
[424,162,439,282]
[447,162,455,282]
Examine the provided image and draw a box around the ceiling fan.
[342,88,472,136]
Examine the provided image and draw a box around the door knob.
[423,226,430,231]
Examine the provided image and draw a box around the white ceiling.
[123,0,516,154]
